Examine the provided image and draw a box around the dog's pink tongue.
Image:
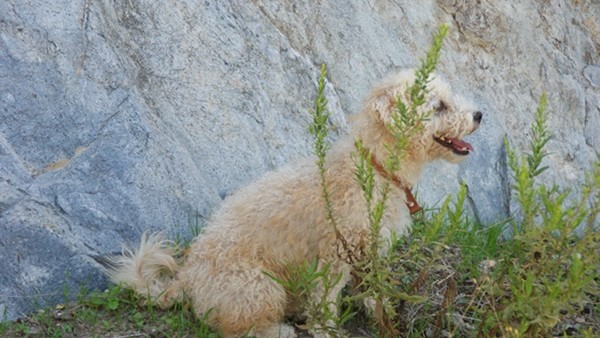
[450,138,474,152]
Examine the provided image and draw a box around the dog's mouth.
[433,134,474,156]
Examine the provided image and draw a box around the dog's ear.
[369,93,397,126]
[367,88,410,127]
[364,71,415,127]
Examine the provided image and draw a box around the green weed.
[275,23,598,338]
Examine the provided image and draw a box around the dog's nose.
[473,111,483,123]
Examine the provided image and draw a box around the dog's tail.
[95,232,182,308]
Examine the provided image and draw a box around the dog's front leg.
[307,261,352,338]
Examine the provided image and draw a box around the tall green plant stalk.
[310,64,337,230]
[351,24,448,337]
[305,24,450,337]
[309,64,358,264]
[356,23,448,253]
[506,93,550,233]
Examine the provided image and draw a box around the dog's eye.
[435,100,448,114]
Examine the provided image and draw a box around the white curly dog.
[105,69,482,337]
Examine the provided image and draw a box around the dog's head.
[361,70,482,164]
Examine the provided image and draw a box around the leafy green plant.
[350,24,448,338]
[85,283,126,311]
[287,22,599,338]
[266,260,355,335]
[0,284,219,337]
[279,24,452,338]
[270,63,358,337]
[476,94,600,337]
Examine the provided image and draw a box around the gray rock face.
[1,0,598,320]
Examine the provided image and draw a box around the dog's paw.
[275,325,297,338]
[254,323,297,338]
[311,332,334,338]
[363,296,392,314]
[363,296,377,313]
[309,321,339,338]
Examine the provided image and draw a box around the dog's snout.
[473,111,483,123]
